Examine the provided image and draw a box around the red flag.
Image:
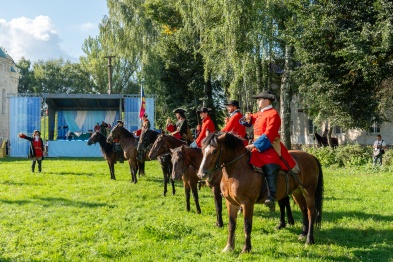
[139,86,146,119]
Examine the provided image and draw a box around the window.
[1,89,6,114]
[308,119,316,134]
[369,123,380,134]
[334,126,342,134]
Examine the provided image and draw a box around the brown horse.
[87,131,117,180]
[171,144,295,229]
[198,132,323,252]
[107,125,144,183]
[137,128,175,197]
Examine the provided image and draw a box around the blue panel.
[9,97,41,157]
[124,97,155,132]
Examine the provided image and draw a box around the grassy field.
[0,157,392,261]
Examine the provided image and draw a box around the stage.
[48,140,103,157]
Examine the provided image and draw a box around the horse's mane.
[118,126,136,139]
[203,131,245,152]
[93,131,113,156]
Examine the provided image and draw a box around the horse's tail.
[314,156,323,230]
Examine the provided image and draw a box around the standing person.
[18,130,45,173]
[171,108,190,144]
[165,117,176,134]
[191,107,215,148]
[373,134,387,166]
[221,100,247,145]
[240,90,296,210]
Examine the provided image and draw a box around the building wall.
[0,51,19,141]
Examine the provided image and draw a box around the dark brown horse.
[137,128,175,196]
[198,132,323,252]
[314,133,338,147]
[87,131,117,180]
[107,125,144,183]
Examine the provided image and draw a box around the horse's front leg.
[129,160,137,184]
[212,186,223,227]
[189,175,201,214]
[222,201,238,252]
[241,203,254,253]
[276,195,294,230]
[183,180,191,212]
[138,160,145,176]
[108,162,115,180]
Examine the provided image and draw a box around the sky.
[0,0,108,63]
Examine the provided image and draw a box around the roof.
[43,94,127,110]
[0,48,7,58]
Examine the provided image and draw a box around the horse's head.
[107,124,125,143]
[170,145,187,181]
[148,133,167,160]
[198,132,245,181]
[87,131,100,145]
[137,128,158,154]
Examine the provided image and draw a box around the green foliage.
[0,158,392,261]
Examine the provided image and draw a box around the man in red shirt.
[192,107,215,148]
[221,100,247,145]
[19,130,45,172]
[241,91,296,210]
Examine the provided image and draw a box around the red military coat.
[249,107,295,170]
[196,115,215,147]
[221,110,247,145]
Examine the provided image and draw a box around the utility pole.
[104,55,115,94]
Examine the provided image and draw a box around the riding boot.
[262,164,280,211]
[31,160,36,173]
[118,151,124,163]
[37,160,42,172]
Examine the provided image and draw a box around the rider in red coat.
[221,100,247,145]
[193,107,215,148]
[240,90,296,210]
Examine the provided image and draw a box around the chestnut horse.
[137,129,175,196]
[171,144,294,229]
[87,131,117,180]
[198,132,323,252]
[107,125,144,183]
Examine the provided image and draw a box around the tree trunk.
[280,44,293,149]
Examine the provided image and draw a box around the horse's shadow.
[0,197,113,208]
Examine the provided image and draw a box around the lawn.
[0,157,392,261]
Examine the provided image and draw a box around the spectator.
[373,134,387,166]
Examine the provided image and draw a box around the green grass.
[0,157,392,261]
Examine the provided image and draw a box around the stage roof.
[43,94,130,110]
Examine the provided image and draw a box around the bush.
[301,143,376,167]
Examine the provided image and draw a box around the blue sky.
[0,0,108,63]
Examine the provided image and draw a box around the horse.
[314,133,338,147]
[148,134,187,196]
[137,128,175,197]
[198,132,323,252]
[87,131,118,180]
[107,125,144,183]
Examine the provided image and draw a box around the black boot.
[37,160,42,172]
[118,152,124,163]
[31,160,36,173]
[262,164,280,211]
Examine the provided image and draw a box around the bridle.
[204,145,249,181]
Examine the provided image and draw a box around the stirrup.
[252,165,263,173]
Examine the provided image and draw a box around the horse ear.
[217,132,227,141]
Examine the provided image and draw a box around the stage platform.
[48,140,103,157]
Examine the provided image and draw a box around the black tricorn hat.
[196,107,212,113]
[252,90,276,101]
[33,130,41,135]
[116,120,124,124]
[173,108,186,114]
[224,100,240,108]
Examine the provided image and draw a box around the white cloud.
[78,22,97,32]
[0,16,72,62]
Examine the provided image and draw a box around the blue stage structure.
[8,94,155,157]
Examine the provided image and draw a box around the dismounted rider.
[221,99,247,146]
[191,107,215,148]
[240,90,296,211]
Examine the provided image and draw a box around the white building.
[0,48,19,140]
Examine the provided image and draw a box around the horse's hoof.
[275,223,286,230]
[298,234,306,241]
[241,246,251,253]
[221,245,233,253]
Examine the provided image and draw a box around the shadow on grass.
[44,171,95,176]
[0,197,115,208]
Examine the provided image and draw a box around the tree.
[17,57,35,93]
